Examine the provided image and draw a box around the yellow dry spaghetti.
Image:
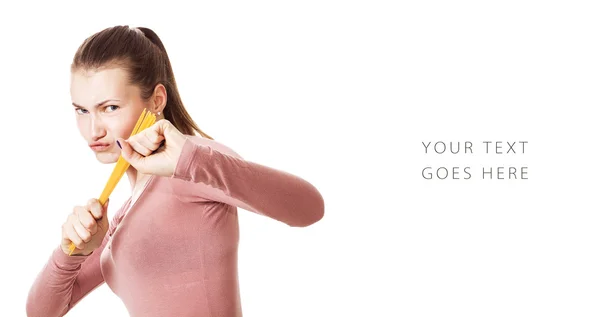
[68,109,156,255]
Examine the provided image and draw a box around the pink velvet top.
[26,135,325,317]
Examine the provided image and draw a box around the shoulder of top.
[184,134,244,160]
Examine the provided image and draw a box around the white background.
[1,0,599,316]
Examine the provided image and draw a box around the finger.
[148,119,167,135]
[77,206,98,235]
[147,119,174,142]
[157,119,174,134]
[73,219,92,243]
[65,222,85,249]
[127,136,154,156]
[155,140,166,153]
[61,223,72,243]
[153,119,186,152]
[134,132,164,154]
[86,198,103,220]
[140,125,165,149]
[117,138,146,166]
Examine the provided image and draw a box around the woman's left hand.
[116,119,189,177]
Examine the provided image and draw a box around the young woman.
[26,25,324,317]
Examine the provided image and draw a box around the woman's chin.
[94,152,120,164]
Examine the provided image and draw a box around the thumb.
[99,198,110,228]
[103,198,110,212]
[117,138,145,168]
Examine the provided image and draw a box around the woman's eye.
[106,105,119,112]
[75,108,88,114]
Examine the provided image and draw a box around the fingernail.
[116,140,122,149]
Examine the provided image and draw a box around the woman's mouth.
[90,143,112,152]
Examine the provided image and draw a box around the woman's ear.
[151,83,168,114]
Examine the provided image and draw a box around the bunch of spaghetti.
[68,109,156,255]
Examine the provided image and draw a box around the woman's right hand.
[60,198,110,256]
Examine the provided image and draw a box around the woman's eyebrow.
[72,99,120,108]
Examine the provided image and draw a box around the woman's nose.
[90,117,107,139]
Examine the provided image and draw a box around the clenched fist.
[60,198,110,256]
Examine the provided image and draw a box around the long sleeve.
[170,136,325,227]
[26,207,124,317]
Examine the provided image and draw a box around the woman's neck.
[125,166,151,193]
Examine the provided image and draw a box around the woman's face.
[70,66,148,164]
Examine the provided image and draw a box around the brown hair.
[70,25,213,139]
